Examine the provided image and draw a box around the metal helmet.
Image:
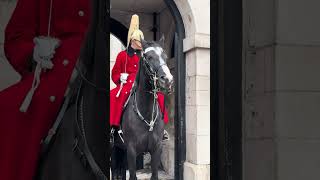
[127,14,144,47]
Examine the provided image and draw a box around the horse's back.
[36,103,96,180]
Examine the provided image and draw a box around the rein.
[132,54,162,132]
[73,78,107,180]
[75,63,108,92]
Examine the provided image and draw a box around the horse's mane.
[143,41,162,49]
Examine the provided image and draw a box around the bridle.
[132,48,169,132]
[140,49,171,93]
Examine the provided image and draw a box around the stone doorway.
[110,0,186,179]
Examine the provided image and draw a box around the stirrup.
[110,128,115,144]
[118,129,124,143]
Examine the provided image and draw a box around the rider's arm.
[111,51,124,85]
[4,0,39,76]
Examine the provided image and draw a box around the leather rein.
[131,51,166,132]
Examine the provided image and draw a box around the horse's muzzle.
[158,74,174,94]
[168,81,174,93]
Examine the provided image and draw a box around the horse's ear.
[159,34,165,47]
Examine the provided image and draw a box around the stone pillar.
[179,0,210,179]
[244,0,320,180]
[274,1,320,180]
[243,0,277,180]
[183,32,210,180]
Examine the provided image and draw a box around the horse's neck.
[135,66,155,119]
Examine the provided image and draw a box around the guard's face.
[131,39,142,50]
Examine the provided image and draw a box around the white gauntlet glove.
[120,73,129,83]
[116,73,129,98]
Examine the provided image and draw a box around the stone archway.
[109,0,210,179]
[170,0,211,180]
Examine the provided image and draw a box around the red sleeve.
[4,0,39,76]
[111,51,124,85]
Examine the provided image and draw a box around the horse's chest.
[135,133,159,152]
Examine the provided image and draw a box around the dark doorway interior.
[213,0,243,179]
[110,18,128,46]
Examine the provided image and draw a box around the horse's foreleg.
[150,145,162,180]
[120,149,127,180]
[127,146,137,180]
[111,147,119,180]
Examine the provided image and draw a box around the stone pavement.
[125,169,174,180]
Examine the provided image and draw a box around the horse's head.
[141,36,174,94]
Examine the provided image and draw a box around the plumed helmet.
[127,14,144,47]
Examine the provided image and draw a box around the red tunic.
[110,50,169,126]
[0,0,91,179]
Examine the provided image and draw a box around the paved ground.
[126,169,174,180]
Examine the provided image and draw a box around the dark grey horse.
[35,0,110,179]
[120,37,173,180]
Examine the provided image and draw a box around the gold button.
[78,10,84,17]
[49,96,56,102]
[125,92,128,94]
[134,65,137,67]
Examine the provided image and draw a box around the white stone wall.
[243,0,276,179]
[110,34,125,89]
[275,1,320,179]
[243,0,320,180]
[176,0,211,179]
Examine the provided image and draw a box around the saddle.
[36,60,108,180]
